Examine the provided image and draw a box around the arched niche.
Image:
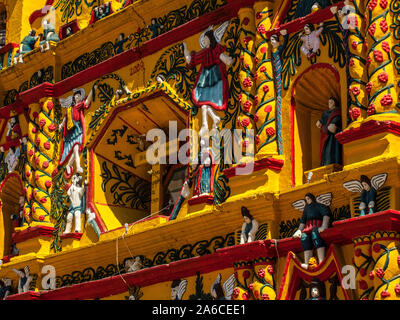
[0,173,24,258]
[291,63,342,185]
[0,3,6,47]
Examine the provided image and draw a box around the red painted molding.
[6,291,41,300]
[29,0,55,25]
[223,158,284,179]
[188,195,214,206]
[7,210,400,300]
[12,226,54,244]
[266,1,345,38]
[336,120,400,144]
[0,43,19,55]
[60,232,83,240]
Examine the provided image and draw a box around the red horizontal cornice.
[0,43,19,55]
[7,210,400,300]
[12,226,54,243]
[223,158,284,178]
[336,120,400,144]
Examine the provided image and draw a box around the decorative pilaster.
[26,98,56,224]
[365,0,397,116]
[346,0,368,122]
[237,7,257,160]
[254,1,280,156]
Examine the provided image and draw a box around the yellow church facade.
[0,0,397,300]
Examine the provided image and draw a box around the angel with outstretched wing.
[12,266,32,294]
[291,193,332,269]
[182,21,232,136]
[171,279,188,300]
[343,174,387,216]
[58,86,96,176]
[211,273,236,300]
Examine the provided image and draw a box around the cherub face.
[171,287,178,300]
[304,26,311,34]
[328,98,336,109]
[203,35,211,48]
[311,287,319,298]
[361,181,370,191]
[74,93,82,103]
[305,196,312,204]
[243,216,251,224]
[270,36,279,48]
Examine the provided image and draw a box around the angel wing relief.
[343,174,388,216]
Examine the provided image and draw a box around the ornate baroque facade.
[0,0,398,300]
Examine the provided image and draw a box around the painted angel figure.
[343,173,387,216]
[292,193,332,269]
[183,21,232,137]
[171,279,187,300]
[299,23,324,59]
[211,273,236,300]
[12,266,32,294]
[59,86,96,176]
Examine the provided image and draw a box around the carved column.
[364,0,398,117]
[253,1,280,157]
[345,0,368,122]
[237,7,257,161]
[26,97,56,224]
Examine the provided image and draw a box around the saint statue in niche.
[316,97,342,166]
[59,86,96,176]
[183,21,232,137]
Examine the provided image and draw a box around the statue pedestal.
[188,195,214,206]
[60,233,83,250]
[10,224,54,259]
[304,164,343,184]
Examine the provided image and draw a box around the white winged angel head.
[171,279,188,300]
[291,192,333,213]
[211,273,236,300]
[343,173,387,216]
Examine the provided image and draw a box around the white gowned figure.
[5,146,20,173]
[12,266,32,294]
[182,21,232,138]
[64,174,87,234]
[299,23,324,59]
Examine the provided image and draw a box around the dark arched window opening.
[0,4,6,48]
